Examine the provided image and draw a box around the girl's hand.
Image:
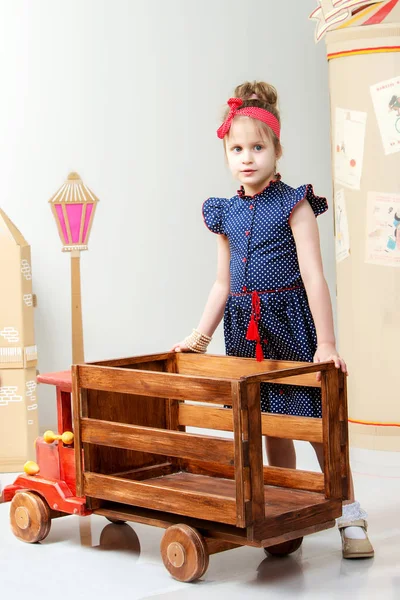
[313,343,348,382]
[170,340,191,353]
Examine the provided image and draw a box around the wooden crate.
[72,352,349,546]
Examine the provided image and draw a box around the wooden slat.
[81,418,235,465]
[152,472,235,496]
[94,502,253,546]
[261,414,323,443]
[257,520,335,548]
[181,459,325,496]
[205,538,241,555]
[252,499,342,543]
[77,364,233,403]
[244,361,335,385]
[231,382,247,527]
[84,472,238,525]
[179,404,233,431]
[321,369,343,499]
[113,462,178,481]
[183,460,323,494]
[182,458,235,480]
[339,371,350,500]
[263,466,325,493]
[263,484,327,514]
[177,353,305,374]
[176,353,320,387]
[178,404,322,443]
[260,376,320,387]
[90,353,172,367]
[119,360,169,373]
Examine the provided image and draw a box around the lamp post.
[49,172,99,364]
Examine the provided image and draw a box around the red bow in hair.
[217,98,243,139]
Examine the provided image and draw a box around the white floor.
[1,446,399,600]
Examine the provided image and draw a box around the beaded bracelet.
[184,329,212,353]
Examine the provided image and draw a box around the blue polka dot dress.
[202,176,328,418]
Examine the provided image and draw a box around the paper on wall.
[335,189,350,263]
[370,76,400,155]
[334,108,367,190]
[365,192,400,268]
[309,1,392,43]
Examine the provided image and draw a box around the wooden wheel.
[99,523,141,553]
[264,537,303,557]
[10,492,51,543]
[160,524,209,582]
[106,517,126,525]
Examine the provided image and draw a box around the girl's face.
[226,117,281,195]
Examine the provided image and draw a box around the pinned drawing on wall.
[334,108,367,190]
[309,1,400,42]
[370,76,400,155]
[335,189,350,262]
[365,191,400,268]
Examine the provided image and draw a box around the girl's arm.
[171,234,231,351]
[290,200,347,378]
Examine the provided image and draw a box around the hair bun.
[234,81,278,109]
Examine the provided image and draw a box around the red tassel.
[256,341,264,362]
[246,315,258,340]
[245,290,264,361]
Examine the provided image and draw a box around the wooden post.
[245,382,264,523]
[321,368,343,499]
[232,380,264,527]
[338,370,350,501]
[71,250,84,365]
[72,365,84,497]
[231,382,247,528]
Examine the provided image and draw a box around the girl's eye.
[254,145,263,151]
[233,147,242,153]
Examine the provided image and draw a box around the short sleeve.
[202,197,228,235]
[287,184,328,220]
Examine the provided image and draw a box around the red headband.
[217,97,280,140]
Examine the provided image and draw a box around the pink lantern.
[49,172,99,252]
[49,172,99,364]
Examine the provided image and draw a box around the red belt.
[230,284,304,362]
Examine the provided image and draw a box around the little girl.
[172,81,373,559]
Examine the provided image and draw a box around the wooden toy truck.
[3,352,350,582]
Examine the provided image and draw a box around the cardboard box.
[0,209,38,471]
[0,367,38,471]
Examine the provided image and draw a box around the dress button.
[249,205,254,210]
[245,230,250,236]
[242,286,247,292]
[242,258,247,263]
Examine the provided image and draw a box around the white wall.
[0,0,335,430]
